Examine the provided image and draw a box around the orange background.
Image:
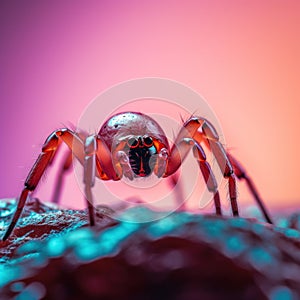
[0,1,299,212]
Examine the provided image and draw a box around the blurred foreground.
[1,198,300,299]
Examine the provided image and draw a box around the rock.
[0,198,300,299]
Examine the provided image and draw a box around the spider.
[2,111,272,241]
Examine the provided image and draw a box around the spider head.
[113,135,169,179]
[126,136,157,177]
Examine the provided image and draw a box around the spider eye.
[127,137,139,148]
[143,136,153,147]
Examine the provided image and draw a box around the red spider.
[2,112,272,241]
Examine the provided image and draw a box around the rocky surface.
[1,198,300,299]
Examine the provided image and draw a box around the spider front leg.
[192,143,222,215]
[84,135,97,226]
[185,117,240,216]
[165,117,240,217]
[199,120,275,220]
[202,133,239,217]
[173,116,272,223]
[164,138,223,215]
[52,135,119,204]
[2,129,86,241]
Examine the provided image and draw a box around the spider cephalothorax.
[126,136,157,177]
[2,111,273,241]
[99,112,169,180]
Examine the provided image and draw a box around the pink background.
[1,1,299,213]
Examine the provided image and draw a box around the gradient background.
[0,1,299,213]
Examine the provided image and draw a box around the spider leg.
[197,119,239,216]
[84,135,97,226]
[188,117,271,221]
[165,138,222,215]
[3,129,86,241]
[168,173,187,211]
[192,143,222,215]
[227,153,273,224]
[204,139,239,216]
[96,138,121,181]
[52,135,118,204]
[166,117,238,217]
[51,151,73,204]
[51,139,110,226]
[199,120,272,221]
[49,132,83,203]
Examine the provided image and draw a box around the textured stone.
[1,198,300,299]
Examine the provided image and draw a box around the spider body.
[99,112,169,179]
[99,112,169,148]
[2,111,273,241]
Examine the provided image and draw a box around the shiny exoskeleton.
[2,112,273,241]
